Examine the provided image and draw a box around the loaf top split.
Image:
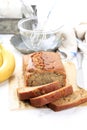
[23,51,66,74]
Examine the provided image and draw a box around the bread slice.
[30,84,73,107]
[48,88,87,111]
[17,81,62,100]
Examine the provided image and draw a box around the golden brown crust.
[24,51,66,73]
[48,88,87,111]
[17,81,63,100]
[30,85,73,107]
[23,52,66,86]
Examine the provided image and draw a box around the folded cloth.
[82,55,87,90]
[57,26,77,60]
[77,39,87,90]
[57,24,87,90]
[74,23,87,40]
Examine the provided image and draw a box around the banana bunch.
[0,44,15,83]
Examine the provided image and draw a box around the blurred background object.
[0,18,20,34]
[0,0,37,34]
[0,0,22,18]
[21,0,37,18]
[0,0,87,34]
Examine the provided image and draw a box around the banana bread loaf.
[23,51,66,86]
[30,84,73,107]
[17,81,62,100]
[48,88,87,111]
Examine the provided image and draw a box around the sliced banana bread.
[30,84,73,107]
[17,81,62,100]
[48,88,87,111]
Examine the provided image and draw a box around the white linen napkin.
[77,39,87,90]
[57,25,87,90]
[58,26,77,60]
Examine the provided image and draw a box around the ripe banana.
[0,44,15,83]
[0,47,3,67]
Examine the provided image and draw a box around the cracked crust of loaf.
[23,51,66,86]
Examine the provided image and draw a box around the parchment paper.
[8,59,87,110]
